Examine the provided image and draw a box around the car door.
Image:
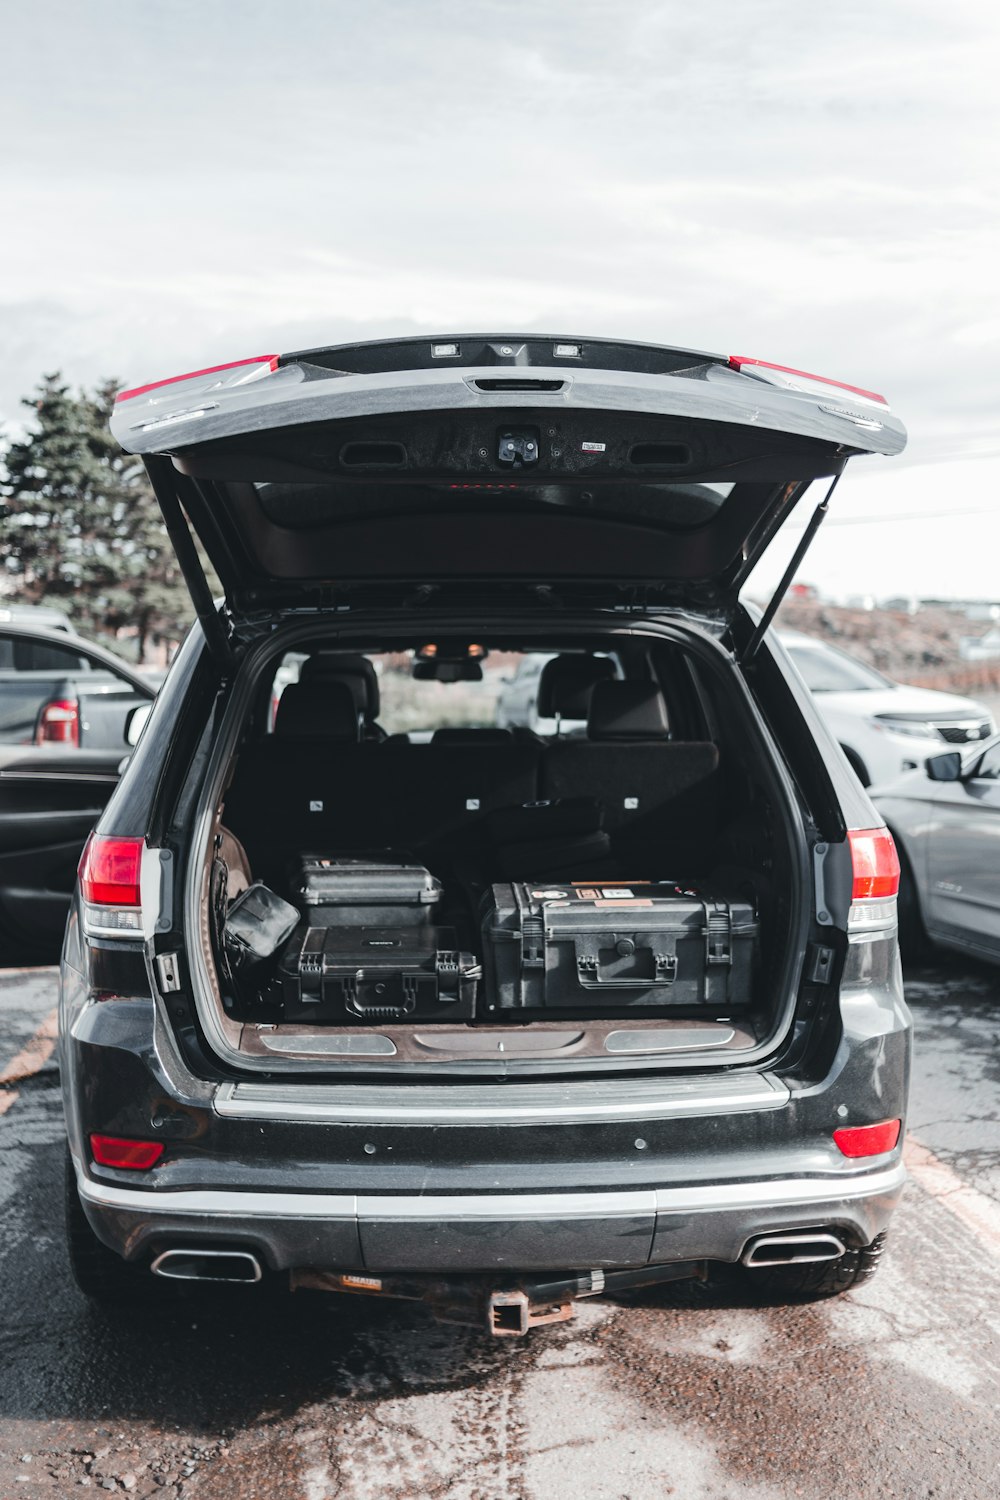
[0,746,126,961]
[924,737,1000,958]
[0,628,154,961]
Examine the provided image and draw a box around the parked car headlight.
[872,716,937,739]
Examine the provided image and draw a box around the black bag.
[224,883,301,974]
[481,881,757,1014]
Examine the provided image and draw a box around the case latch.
[703,906,733,966]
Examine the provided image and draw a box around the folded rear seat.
[382,732,540,860]
[541,681,721,873]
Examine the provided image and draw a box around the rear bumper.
[74,1157,906,1273]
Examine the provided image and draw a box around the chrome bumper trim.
[213,1071,790,1126]
[75,1161,905,1222]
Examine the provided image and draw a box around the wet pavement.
[1,959,998,1499]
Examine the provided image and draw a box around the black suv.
[60,336,911,1335]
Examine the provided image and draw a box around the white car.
[778,630,995,787]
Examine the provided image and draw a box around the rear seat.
[224,675,721,889]
[223,681,396,881]
[382,736,539,857]
[541,681,721,872]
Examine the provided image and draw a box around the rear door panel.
[0,749,123,957]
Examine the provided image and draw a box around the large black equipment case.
[291,855,442,927]
[278,925,478,1023]
[481,882,757,1014]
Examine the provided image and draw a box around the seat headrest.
[587,682,669,740]
[536,654,616,720]
[299,653,380,717]
[430,727,514,746]
[273,680,359,741]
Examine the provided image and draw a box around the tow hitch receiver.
[489,1288,574,1337]
[292,1261,707,1337]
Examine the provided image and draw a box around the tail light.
[78,833,145,937]
[35,698,80,747]
[833,1120,901,1158]
[115,355,279,403]
[847,827,900,936]
[729,355,888,407]
[90,1134,164,1170]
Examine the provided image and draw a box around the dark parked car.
[876,734,1000,964]
[59,335,911,1334]
[0,622,155,958]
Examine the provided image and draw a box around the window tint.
[786,643,891,694]
[4,637,91,673]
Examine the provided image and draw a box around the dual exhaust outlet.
[149,1229,847,1328]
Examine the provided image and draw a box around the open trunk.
[108,334,905,1075]
[185,615,809,1075]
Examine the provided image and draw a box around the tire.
[742,1231,888,1303]
[840,744,871,788]
[64,1149,171,1306]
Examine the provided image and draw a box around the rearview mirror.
[926,751,963,782]
[126,704,152,747]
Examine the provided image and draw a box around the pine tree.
[0,374,194,659]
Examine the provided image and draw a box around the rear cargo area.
[194,630,803,1068]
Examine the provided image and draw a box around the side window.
[974,742,1000,780]
[11,638,91,673]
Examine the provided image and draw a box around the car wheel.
[840,744,871,787]
[742,1231,888,1302]
[894,839,933,963]
[64,1149,171,1305]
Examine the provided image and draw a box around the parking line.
[905,1133,1000,1259]
[0,1007,58,1087]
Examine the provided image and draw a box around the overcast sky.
[2,0,998,600]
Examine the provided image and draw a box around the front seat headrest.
[536,654,616,720]
[299,653,380,718]
[273,680,359,741]
[587,682,669,741]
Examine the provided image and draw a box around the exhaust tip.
[150,1248,263,1284]
[741,1232,846,1269]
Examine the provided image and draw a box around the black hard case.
[480,882,758,1014]
[279,925,478,1023]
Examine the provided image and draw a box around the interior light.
[553,343,581,358]
[431,343,460,358]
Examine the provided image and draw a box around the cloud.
[1,0,998,597]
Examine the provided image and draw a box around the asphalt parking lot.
[1,958,998,1500]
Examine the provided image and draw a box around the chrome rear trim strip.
[75,1162,906,1222]
[213,1071,789,1126]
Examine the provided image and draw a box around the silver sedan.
[876,734,1000,964]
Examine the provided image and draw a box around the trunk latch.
[498,428,540,466]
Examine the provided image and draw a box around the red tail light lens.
[833,1119,901,1158]
[115,355,279,403]
[729,355,888,406]
[35,698,80,747]
[90,1134,164,1170]
[78,834,144,907]
[848,828,901,900]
